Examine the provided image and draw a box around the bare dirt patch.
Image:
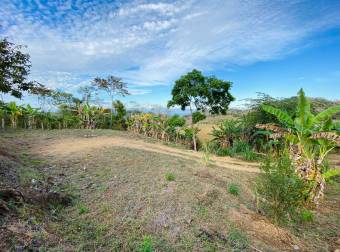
[32,135,259,173]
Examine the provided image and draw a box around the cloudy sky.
[1,0,340,109]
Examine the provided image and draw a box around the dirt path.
[32,135,260,173]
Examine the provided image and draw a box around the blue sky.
[1,0,340,110]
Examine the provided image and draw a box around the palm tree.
[257,89,340,205]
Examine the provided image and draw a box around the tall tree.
[167,69,234,150]
[92,76,129,129]
[0,38,37,98]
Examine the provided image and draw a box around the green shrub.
[228,183,240,196]
[256,153,307,224]
[139,235,153,252]
[167,114,186,127]
[164,172,175,181]
[298,209,314,223]
[78,204,90,215]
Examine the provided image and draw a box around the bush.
[167,114,186,127]
[192,111,206,124]
[256,153,307,224]
[164,172,175,181]
[228,183,240,196]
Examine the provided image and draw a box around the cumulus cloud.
[1,0,340,91]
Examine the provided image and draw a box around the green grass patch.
[78,204,90,215]
[228,183,240,196]
[164,172,176,181]
[139,235,154,252]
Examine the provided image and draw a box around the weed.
[164,172,175,181]
[228,183,240,196]
[299,209,314,223]
[201,143,211,166]
[7,198,16,210]
[139,235,154,252]
[256,153,307,224]
[78,204,90,215]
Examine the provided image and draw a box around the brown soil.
[31,135,260,173]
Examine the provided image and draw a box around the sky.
[1,0,340,111]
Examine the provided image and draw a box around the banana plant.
[25,104,39,129]
[6,102,22,128]
[257,88,340,205]
[0,105,6,129]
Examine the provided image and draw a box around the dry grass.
[0,129,339,251]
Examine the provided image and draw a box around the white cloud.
[1,0,340,93]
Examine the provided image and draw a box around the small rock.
[293,245,300,250]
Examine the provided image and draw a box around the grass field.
[0,129,339,251]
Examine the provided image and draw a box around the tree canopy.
[0,38,37,98]
[167,69,235,115]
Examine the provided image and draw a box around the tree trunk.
[1,118,4,130]
[289,143,324,205]
[189,105,197,151]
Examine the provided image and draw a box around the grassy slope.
[0,129,339,251]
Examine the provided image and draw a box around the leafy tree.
[92,76,129,129]
[257,88,340,205]
[167,69,234,150]
[0,38,37,98]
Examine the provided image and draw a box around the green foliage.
[314,104,340,122]
[323,169,340,182]
[78,204,90,215]
[258,88,340,205]
[211,119,242,148]
[228,183,240,196]
[192,111,206,124]
[164,172,176,181]
[167,69,234,115]
[167,114,186,127]
[256,153,307,224]
[298,209,314,223]
[139,235,154,252]
[0,38,38,98]
[261,104,294,126]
